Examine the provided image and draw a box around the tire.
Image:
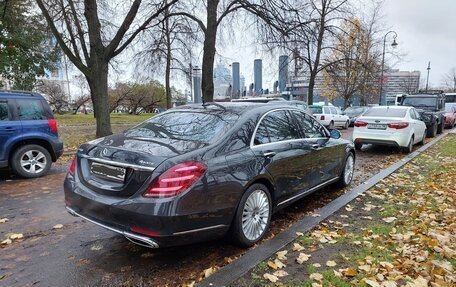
[418,130,426,145]
[343,121,349,130]
[427,123,437,138]
[354,143,362,151]
[402,136,413,154]
[11,145,52,178]
[437,122,444,134]
[230,183,272,247]
[452,120,456,129]
[337,153,354,187]
[328,121,334,129]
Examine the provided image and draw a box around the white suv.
[309,105,350,129]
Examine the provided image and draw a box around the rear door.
[411,108,426,142]
[251,109,314,203]
[0,99,22,164]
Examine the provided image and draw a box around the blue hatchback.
[0,90,64,178]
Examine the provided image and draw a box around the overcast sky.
[220,0,456,91]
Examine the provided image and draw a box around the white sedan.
[352,106,427,153]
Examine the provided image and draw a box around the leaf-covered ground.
[233,134,455,287]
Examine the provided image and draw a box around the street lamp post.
[425,61,431,92]
[379,31,398,105]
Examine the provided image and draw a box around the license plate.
[90,162,126,183]
[367,124,387,130]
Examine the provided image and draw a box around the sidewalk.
[232,134,455,287]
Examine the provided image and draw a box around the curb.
[198,131,450,287]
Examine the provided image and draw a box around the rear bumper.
[66,206,159,248]
[353,130,410,147]
[52,139,64,161]
[63,177,234,248]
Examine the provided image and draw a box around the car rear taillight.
[320,115,325,120]
[387,122,409,129]
[354,120,368,127]
[143,162,207,198]
[68,156,76,176]
[48,119,59,134]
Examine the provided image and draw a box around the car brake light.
[143,162,207,198]
[69,156,76,176]
[130,226,159,237]
[388,122,409,129]
[354,120,368,127]
[320,115,325,120]
[48,119,59,134]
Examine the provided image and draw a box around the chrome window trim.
[277,177,339,206]
[250,108,310,148]
[80,154,156,171]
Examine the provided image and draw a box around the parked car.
[0,90,64,178]
[353,106,426,153]
[64,102,355,248]
[399,91,446,137]
[309,105,350,129]
[444,103,456,128]
[344,106,370,126]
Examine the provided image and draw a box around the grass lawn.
[55,113,154,125]
[56,113,154,150]
[232,134,456,287]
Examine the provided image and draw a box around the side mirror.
[329,129,341,139]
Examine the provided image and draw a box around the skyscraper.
[254,59,262,95]
[278,55,288,92]
[232,62,240,99]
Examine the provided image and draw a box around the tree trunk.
[87,62,112,137]
[308,71,316,105]
[200,0,219,103]
[164,8,172,109]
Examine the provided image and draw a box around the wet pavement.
[0,128,441,286]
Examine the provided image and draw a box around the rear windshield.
[309,106,323,113]
[364,108,407,117]
[402,97,436,107]
[126,111,238,143]
[345,107,367,117]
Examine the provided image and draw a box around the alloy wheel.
[20,150,47,174]
[344,155,354,184]
[241,190,270,241]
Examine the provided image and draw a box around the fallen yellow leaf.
[326,260,337,267]
[263,273,278,283]
[296,253,311,264]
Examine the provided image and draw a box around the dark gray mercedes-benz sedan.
[64,102,355,248]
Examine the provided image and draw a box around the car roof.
[370,106,410,110]
[0,90,44,99]
[173,102,302,115]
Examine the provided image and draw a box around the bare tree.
[442,68,456,92]
[260,0,350,105]
[137,8,199,109]
[36,0,177,137]
[72,95,91,114]
[37,80,68,114]
[170,0,288,102]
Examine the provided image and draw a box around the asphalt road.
[0,128,440,286]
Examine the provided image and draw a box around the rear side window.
[291,110,326,138]
[16,99,46,120]
[323,107,330,114]
[364,108,407,117]
[309,106,322,114]
[0,102,9,121]
[254,110,299,145]
[126,111,238,144]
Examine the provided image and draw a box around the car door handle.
[311,144,321,150]
[262,151,276,158]
[4,127,15,132]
